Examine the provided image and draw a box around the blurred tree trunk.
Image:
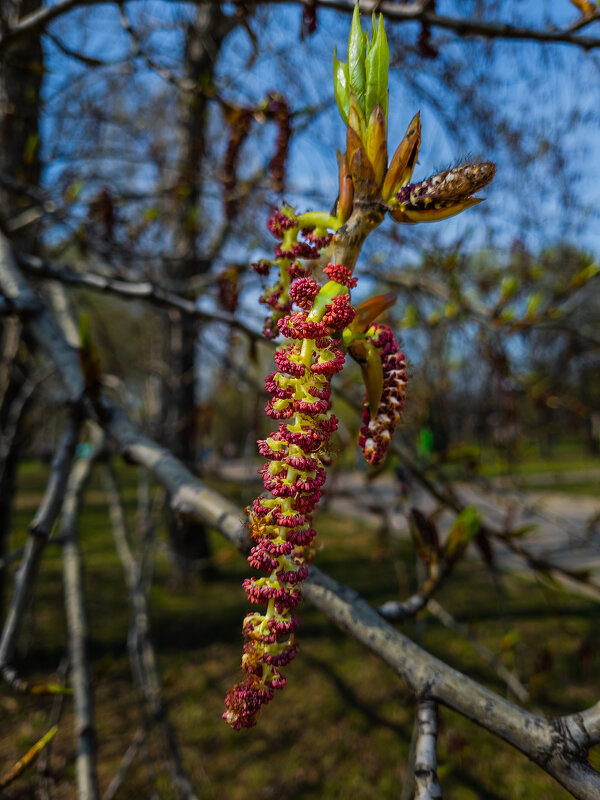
[165,7,232,570]
[0,0,43,608]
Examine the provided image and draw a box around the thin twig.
[17,252,264,341]
[378,565,450,622]
[37,657,71,800]
[101,730,144,800]
[426,599,529,703]
[0,409,82,688]
[102,462,201,799]
[61,437,102,800]
[0,726,58,789]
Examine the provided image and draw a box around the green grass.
[478,439,600,477]
[1,461,599,799]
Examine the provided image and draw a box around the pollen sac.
[357,323,407,466]
[225,251,350,730]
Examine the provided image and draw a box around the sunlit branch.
[413,699,442,800]
[61,437,102,800]
[17,252,264,341]
[378,561,452,621]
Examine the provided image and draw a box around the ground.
[0,453,599,799]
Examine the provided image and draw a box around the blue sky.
[38,1,600,260]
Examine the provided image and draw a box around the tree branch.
[102,462,202,799]
[101,730,144,800]
[414,699,442,800]
[0,409,82,688]
[16,252,264,341]
[426,599,530,704]
[61,437,102,800]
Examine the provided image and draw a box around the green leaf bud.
[333,47,350,125]
[348,4,367,117]
[365,13,389,123]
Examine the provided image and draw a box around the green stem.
[296,211,340,231]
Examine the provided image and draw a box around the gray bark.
[61,438,101,800]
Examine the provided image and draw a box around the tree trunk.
[165,7,232,571]
[0,0,43,609]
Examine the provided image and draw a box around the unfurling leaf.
[525,292,542,317]
[333,47,350,125]
[347,4,367,116]
[500,275,519,300]
[570,262,598,290]
[337,150,354,223]
[365,13,389,122]
[29,682,73,695]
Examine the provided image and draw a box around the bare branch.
[401,717,419,800]
[102,462,201,800]
[302,569,600,800]
[426,599,529,704]
[0,237,84,400]
[61,438,102,800]
[566,702,600,752]
[0,409,82,686]
[0,0,89,55]
[17,252,264,341]
[101,730,144,800]
[414,699,442,800]
[0,366,52,484]
[37,657,70,800]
